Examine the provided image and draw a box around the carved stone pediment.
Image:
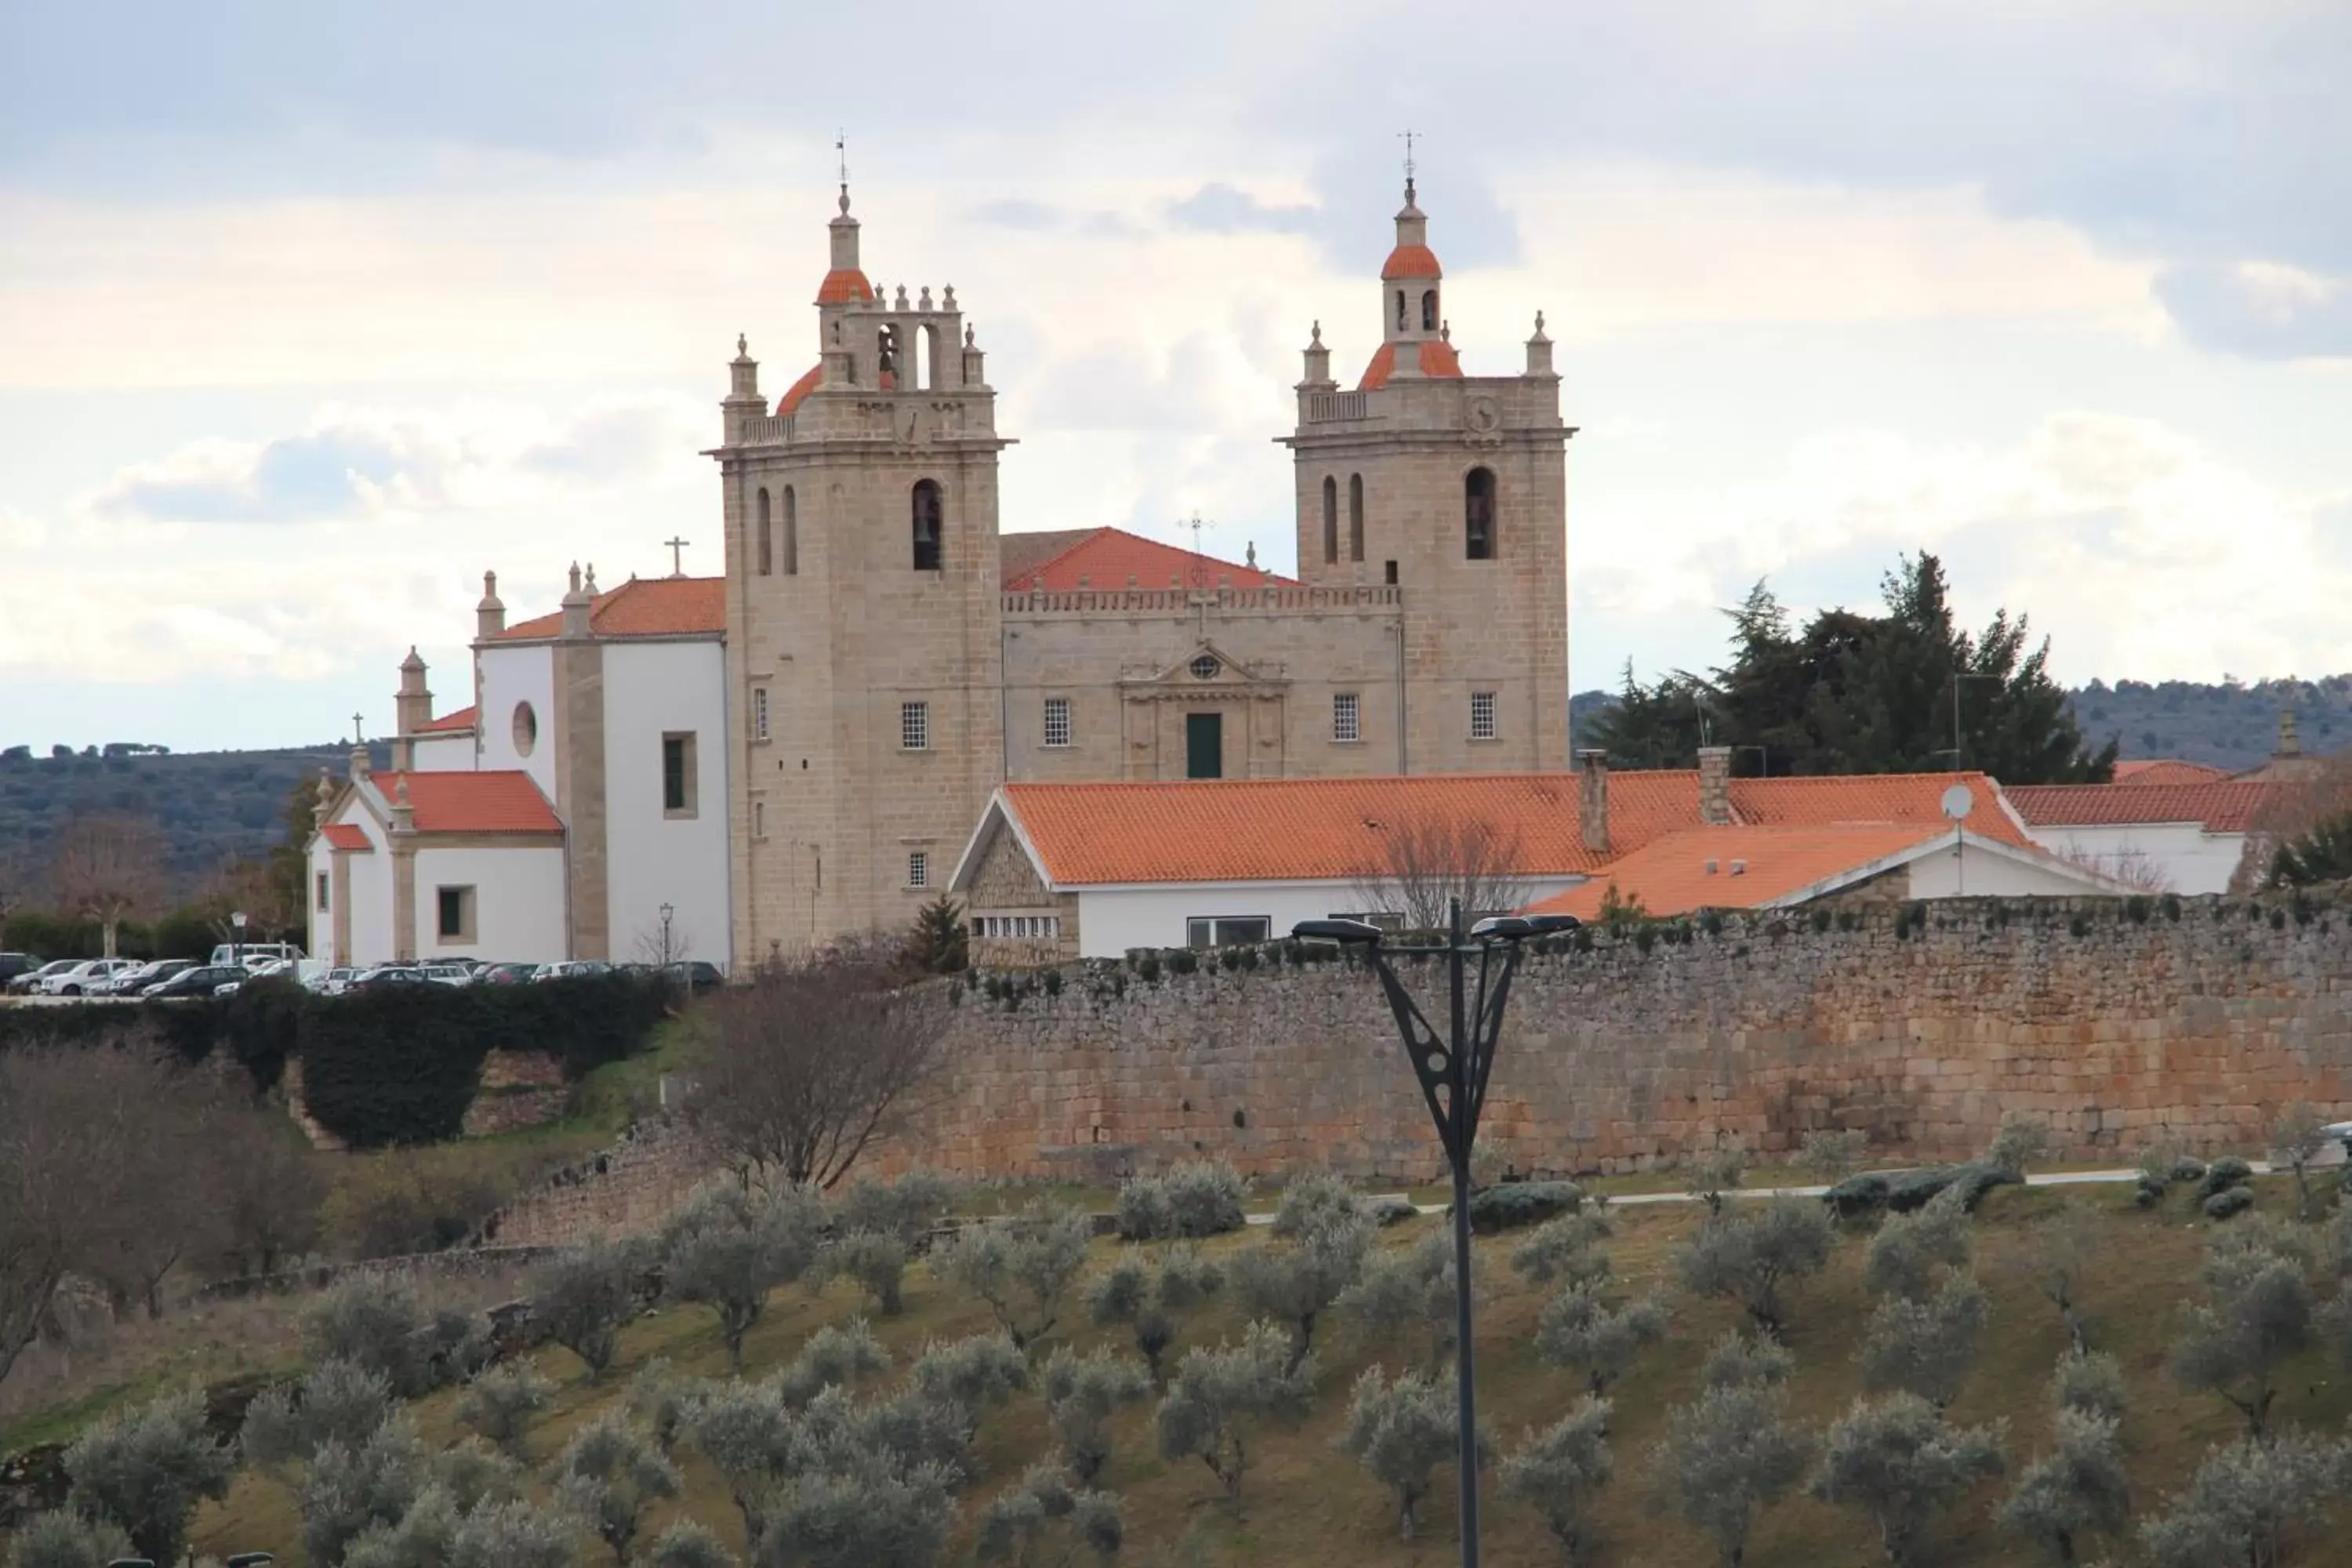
[1116,641,1288,701]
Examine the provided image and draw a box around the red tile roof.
[321,822,372,852]
[1728,773,2027,844]
[372,771,562,835]
[415,706,477,734]
[1381,244,1443,280]
[2004,782,2272,833]
[2113,760,2230,786]
[1528,826,1949,920]
[777,363,822,416]
[1000,527,1293,593]
[1359,339,1465,390]
[496,576,726,641]
[816,267,875,304]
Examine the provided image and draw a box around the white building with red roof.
[2005,779,2274,893]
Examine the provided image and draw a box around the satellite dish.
[1940,783,1974,822]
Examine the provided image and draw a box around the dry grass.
[80,1174,2347,1567]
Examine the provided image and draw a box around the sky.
[2,1,2349,752]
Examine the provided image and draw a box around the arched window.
[1396,291,1407,332]
[755,488,772,576]
[1465,467,1497,561]
[1321,476,1338,564]
[782,485,798,575]
[877,325,899,390]
[1421,289,1438,331]
[912,480,944,571]
[1348,474,1365,562]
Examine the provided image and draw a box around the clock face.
[1467,396,1500,433]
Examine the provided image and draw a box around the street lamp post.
[1294,900,1579,1568]
[659,902,676,967]
[230,909,248,971]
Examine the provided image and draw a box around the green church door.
[1185,713,1223,779]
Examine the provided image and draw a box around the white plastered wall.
[475,644,559,800]
[601,639,732,968]
[1069,876,1584,959]
[2018,822,2245,895]
[410,844,568,963]
[409,732,477,772]
[1903,841,2125,899]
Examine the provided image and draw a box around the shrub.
[822,1229,913,1316]
[1994,1409,2130,1566]
[1040,1345,1150,1483]
[299,1417,430,1567]
[61,1388,234,1568]
[1646,1377,1811,1568]
[1984,1112,2054,1178]
[1809,1392,2004,1568]
[1824,1173,1891,1222]
[242,1358,397,1468]
[975,1463,1123,1568]
[309,1274,441,1396]
[2136,1174,2169,1208]
[1338,1366,1474,1542]
[1156,1323,1316,1506]
[1368,1195,1421,1226]
[2172,1157,2209,1185]
[776,1319,893,1409]
[1338,1229,1463,1372]
[1231,1210,1374,1372]
[2053,1347,2129,1424]
[1087,1245,1224,1388]
[1685,1146,1751,1214]
[837,1168,959,1249]
[1115,1160,1247,1240]
[2198,1157,2254,1201]
[1463,1180,1584,1233]
[555,1412,682,1566]
[3,1512,135,1568]
[1510,1211,1616,1289]
[660,1181,824,1372]
[1498,1396,1614,1566]
[1856,1272,1990,1410]
[1677,1197,1835,1334]
[1701,1330,1795,1390]
[1534,1280,1671,1396]
[534,1235,648,1382]
[1798,1128,1871,1185]
[647,1519,739,1568]
[937,1202,1094,1352]
[2205,1186,2258,1221]
[1269,1171,1366,1237]
[456,1363,554,1460]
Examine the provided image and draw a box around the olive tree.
[1498,1396,1614,1568]
[534,1235,648,1383]
[1985,1112,2055,1178]
[2139,1429,2350,1568]
[1678,1197,1835,1335]
[1338,1229,1464,1372]
[1798,1129,1871,1185]
[2270,1102,2332,1220]
[1856,1272,1989,1410]
[3,1512,135,1568]
[1086,1245,1224,1388]
[1809,1393,2003,1568]
[1231,1211,1373,1373]
[975,1462,1124,1568]
[557,1411,682,1566]
[1336,1365,1476,1541]
[1994,1409,2130,1566]
[1154,1323,1316,1506]
[300,1417,434,1567]
[1686,1146,1751,1214]
[1534,1280,1671,1397]
[2016,1202,2103,1353]
[1509,1211,1615,1290]
[661,1181,824,1372]
[938,1203,1094,1352]
[242,1358,398,1468]
[61,1388,235,1568]
[1648,1376,1812,1567]
[1863,1191,1973,1303]
[456,1362,554,1461]
[2171,1233,2313,1438]
[1040,1346,1150,1483]
[2053,1347,2129,1424]
[688,1377,800,1553]
[648,1519,739,1568]
[777,1319,894,1409]
[757,1443,958,1568]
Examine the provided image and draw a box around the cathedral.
[718,172,1573,956]
[315,169,1573,971]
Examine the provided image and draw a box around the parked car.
[41,958,138,996]
[476,961,539,985]
[7,959,79,996]
[534,960,613,982]
[144,964,249,999]
[662,960,727,995]
[351,964,430,989]
[208,941,305,969]
[419,962,475,986]
[96,957,194,996]
[0,953,41,986]
[307,966,361,995]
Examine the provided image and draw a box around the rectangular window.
[901,701,929,751]
[1333,691,1360,743]
[315,872,330,912]
[1043,696,1073,749]
[662,733,699,817]
[1470,691,1497,742]
[753,800,766,839]
[1185,916,1270,949]
[908,851,928,889]
[435,885,477,943]
[753,687,770,743]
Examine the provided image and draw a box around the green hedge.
[0,973,667,1147]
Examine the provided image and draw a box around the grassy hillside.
[127,1172,2352,1568]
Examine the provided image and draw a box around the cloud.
[969,198,1067,232]
[90,400,695,524]
[1167,183,1317,237]
[2154,261,2352,360]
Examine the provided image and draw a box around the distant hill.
[1568,675,2352,773]
[0,741,379,891]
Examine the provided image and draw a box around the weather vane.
[1399,129,1418,186]
[836,129,848,188]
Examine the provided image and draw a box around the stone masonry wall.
[868,894,2352,1182]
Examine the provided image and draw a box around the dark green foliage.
[1462,1181,1585,1234]
[906,896,968,975]
[2204,1186,2256,1221]
[1883,1163,2016,1214]
[2270,811,2352,887]
[1824,1173,1891,1222]
[2197,1158,2254,1200]
[2136,1174,2169,1208]
[63,1388,236,1566]
[1114,1161,1247,1241]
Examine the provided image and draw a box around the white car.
[419,962,476,987]
[40,958,137,996]
[306,966,361,996]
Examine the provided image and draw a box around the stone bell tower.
[1279,170,1572,775]
[712,180,1011,960]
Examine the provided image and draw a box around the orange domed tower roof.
[816,184,875,305]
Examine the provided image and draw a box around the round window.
[1188,654,1220,681]
[511,701,539,757]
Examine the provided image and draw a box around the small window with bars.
[908,851,928,888]
[901,701,929,751]
[1333,692,1360,743]
[1043,696,1072,748]
[753,687,770,742]
[1470,691,1497,742]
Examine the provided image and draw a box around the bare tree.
[2051,841,2176,893]
[1350,813,1530,929]
[0,836,32,946]
[47,814,166,957]
[634,912,692,968]
[683,943,945,1190]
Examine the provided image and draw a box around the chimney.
[476,570,506,640]
[1577,749,1610,853]
[1697,746,1733,826]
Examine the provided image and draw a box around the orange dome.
[777,363,822,416]
[1358,339,1463,390]
[816,267,875,304]
[1381,243,1442,281]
